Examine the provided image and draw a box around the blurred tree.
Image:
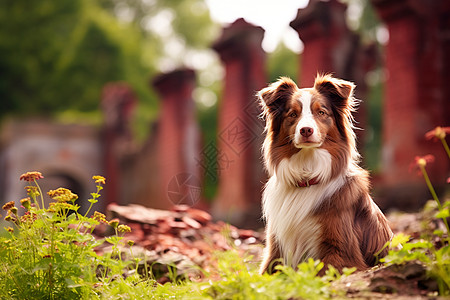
[0,0,219,122]
[0,1,148,118]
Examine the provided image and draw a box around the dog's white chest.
[262,149,345,268]
[263,178,323,267]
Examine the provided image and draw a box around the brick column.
[371,0,450,207]
[212,19,267,227]
[290,0,376,160]
[152,69,202,209]
[290,0,355,87]
[101,82,137,207]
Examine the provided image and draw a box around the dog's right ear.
[257,77,297,116]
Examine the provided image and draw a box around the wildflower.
[25,186,40,197]
[108,218,119,229]
[92,211,107,224]
[5,227,13,233]
[2,201,15,211]
[118,224,131,233]
[4,214,12,222]
[425,126,450,141]
[410,155,449,233]
[19,171,44,182]
[410,155,435,174]
[47,188,78,202]
[127,240,135,247]
[20,197,31,210]
[92,175,106,185]
[21,212,37,224]
[10,207,18,215]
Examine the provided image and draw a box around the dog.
[258,74,393,274]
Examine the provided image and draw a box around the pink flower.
[410,155,435,175]
[425,126,450,141]
[19,171,44,181]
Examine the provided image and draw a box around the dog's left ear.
[314,74,355,110]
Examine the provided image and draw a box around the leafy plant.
[202,251,354,300]
[379,126,450,296]
[0,172,139,299]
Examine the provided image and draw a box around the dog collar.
[297,177,320,187]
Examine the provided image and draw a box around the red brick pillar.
[371,0,450,207]
[290,0,354,87]
[290,0,376,157]
[101,83,137,207]
[212,19,267,227]
[152,69,202,209]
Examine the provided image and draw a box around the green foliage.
[0,0,219,124]
[363,77,383,171]
[0,0,156,118]
[203,252,354,300]
[380,231,450,296]
[0,173,137,299]
[379,130,450,296]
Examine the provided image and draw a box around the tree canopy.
[0,0,218,119]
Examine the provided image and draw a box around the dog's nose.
[300,127,314,137]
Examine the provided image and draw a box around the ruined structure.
[371,0,450,207]
[211,19,267,227]
[1,0,448,224]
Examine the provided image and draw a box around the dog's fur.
[258,74,392,274]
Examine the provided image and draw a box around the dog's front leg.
[259,228,281,274]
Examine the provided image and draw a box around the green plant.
[379,126,450,296]
[202,251,354,300]
[0,172,141,299]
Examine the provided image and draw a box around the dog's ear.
[314,74,355,110]
[258,77,297,116]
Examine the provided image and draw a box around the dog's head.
[258,74,358,174]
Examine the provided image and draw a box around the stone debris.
[96,203,263,282]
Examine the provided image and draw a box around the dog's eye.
[318,110,326,116]
[289,112,297,118]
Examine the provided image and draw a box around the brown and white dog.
[258,74,392,274]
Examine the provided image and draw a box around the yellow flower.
[20,197,31,209]
[10,207,18,215]
[2,201,15,211]
[47,188,78,202]
[118,224,131,233]
[25,186,40,197]
[92,175,106,185]
[108,218,119,229]
[92,211,107,224]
